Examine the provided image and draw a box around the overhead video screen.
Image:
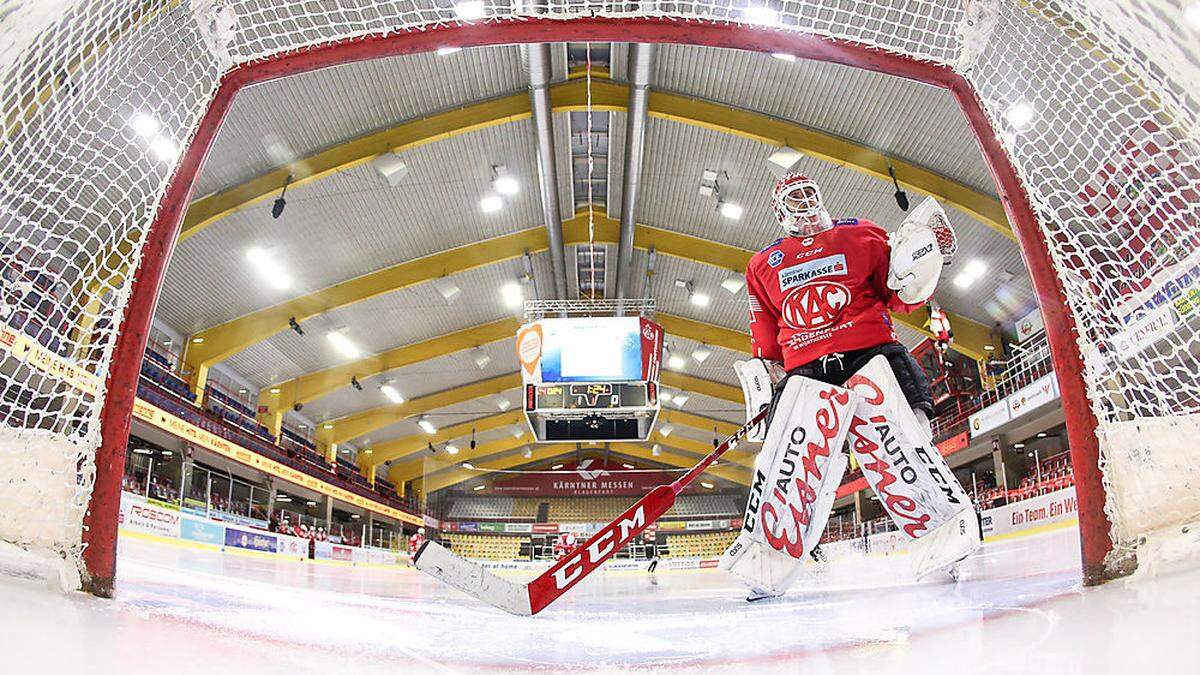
[540,317,643,383]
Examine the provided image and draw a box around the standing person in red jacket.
[720,172,980,601]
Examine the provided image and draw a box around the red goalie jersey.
[746,218,922,370]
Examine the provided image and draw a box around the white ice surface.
[2,527,1199,674]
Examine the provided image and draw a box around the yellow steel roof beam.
[362,410,525,471]
[259,318,521,433]
[317,373,521,446]
[416,445,577,495]
[389,435,531,488]
[179,80,623,243]
[610,442,751,487]
[387,434,531,486]
[421,442,750,494]
[181,226,548,393]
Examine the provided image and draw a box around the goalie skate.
[910,506,982,581]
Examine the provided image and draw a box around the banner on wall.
[1007,373,1059,418]
[119,497,182,539]
[969,400,1010,438]
[491,460,675,497]
[223,528,277,553]
[180,517,224,545]
[980,486,1078,537]
[1015,307,1045,342]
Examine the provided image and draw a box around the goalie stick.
[413,406,770,615]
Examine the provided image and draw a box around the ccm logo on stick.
[553,507,647,589]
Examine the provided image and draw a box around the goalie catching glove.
[887,196,957,304]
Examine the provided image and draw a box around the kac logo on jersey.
[778,254,847,292]
[768,250,784,268]
[781,281,852,331]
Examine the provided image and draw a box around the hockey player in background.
[719,172,981,601]
[409,527,426,556]
[553,531,578,560]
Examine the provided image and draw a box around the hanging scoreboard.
[517,317,663,442]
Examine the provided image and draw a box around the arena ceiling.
[154,42,1037,497]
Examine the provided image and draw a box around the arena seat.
[443,534,528,561]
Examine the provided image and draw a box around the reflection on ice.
[2,526,1199,673]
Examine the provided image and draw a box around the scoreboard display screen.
[531,383,649,411]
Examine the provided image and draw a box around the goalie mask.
[772,172,833,237]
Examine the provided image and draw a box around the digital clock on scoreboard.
[531,383,650,411]
[516,317,663,442]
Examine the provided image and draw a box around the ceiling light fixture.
[436,46,463,56]
[964,259,989,278]
[551,464,564,470]
[433,277,462,305]
[767,146,804,172]
[652,444,661,457]
[149,136,179,163]
[492,164,519,196]
[325,330,361,359]
[462,462,474,469]
[691,345,712,364]
[471,347,492,369]
[743,6,780,25]
[501,281,524,308]
[673,393,689,407]
[1006,100,1036,130]
[245,247,292,290]
[719,202,744,220]
[721,274,746,294]
[690,292,711,308]
[455,1,485,20]
[522,448,533,458]
[129,113,160,138]
[479,193,503,213]
[495,395,512,411]
[668,354,686,370]
[445,444,459,455]
[472,484,486,491]
[371,152,409,187]
[700,481,715,489]
[380,384,404,404]
[271,173,292,219]
[418,417,438,434]
[771,53,796,63]
[659,423,675,437]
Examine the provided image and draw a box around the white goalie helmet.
[772,172,833,237]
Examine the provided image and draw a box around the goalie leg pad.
[845,355,976,543]
[720,375,858,595]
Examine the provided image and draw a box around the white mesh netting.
[0,1,1196,581]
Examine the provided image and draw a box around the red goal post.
[2,2,1194,595]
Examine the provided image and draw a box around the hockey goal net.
[0,1,1197,592]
